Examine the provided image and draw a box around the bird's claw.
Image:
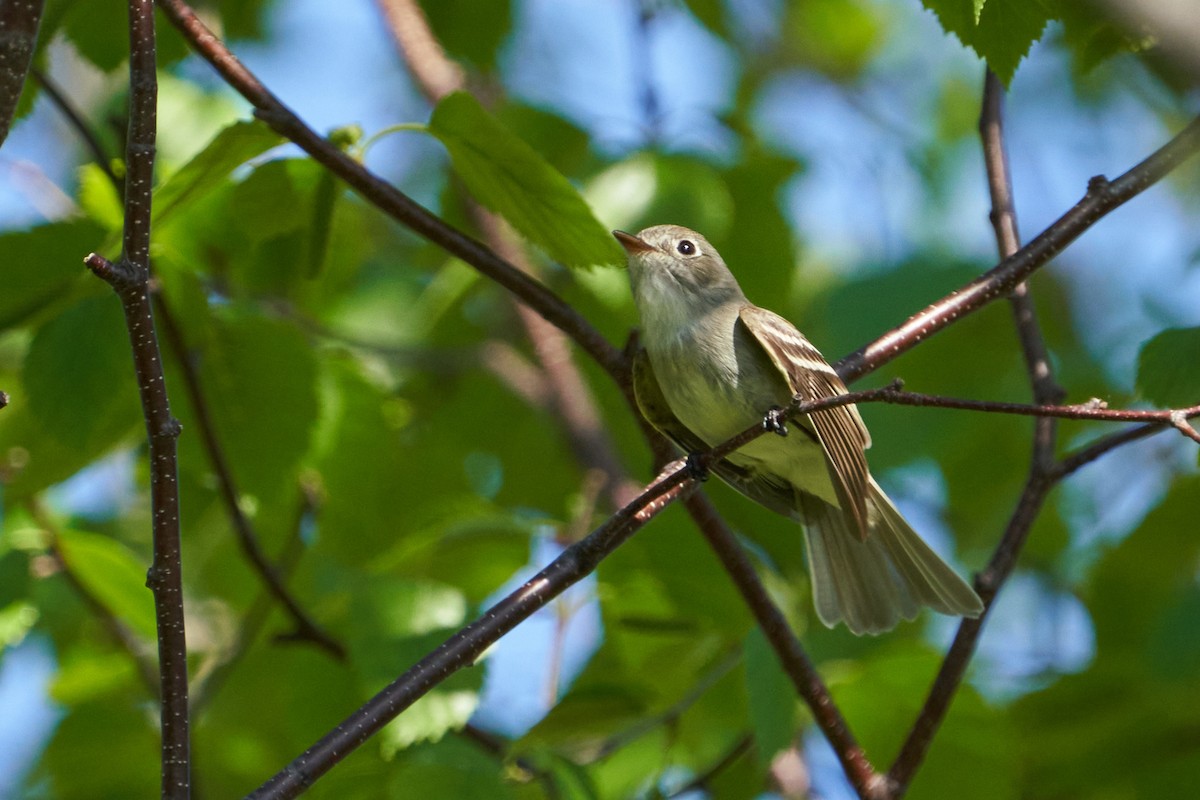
[763,407,789,437]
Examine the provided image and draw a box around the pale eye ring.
[677,240,696,255]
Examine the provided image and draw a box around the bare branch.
[85,3,190,797]
[889,70,1051,796]
[864,386,1200,428]
[373,0,463,102]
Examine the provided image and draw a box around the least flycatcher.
[615,225,983,635]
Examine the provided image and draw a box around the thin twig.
[38,26,345,663]
[863,387,1200,429]
[1050,421,1169,480]
[459,724,561,798]
[890,70,1051,797]
[84,2,190,797]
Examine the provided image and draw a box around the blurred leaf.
[55,528,155,640]
[1136,326,1200,408]
[921,0,1054,84]
[175,309,319,504]
[23,295,141,454]
[309,358,412,562]
[836,645,1018,800]
[153,120,285,228]
[76,163,123,232]
[0,220,105,328]
[1014,478,1200,797]
[683,0,728,37]
[60,0,127,73]
[744,628,795,764]
[419,0,511,70]
[718,149,802,304]
[427,92,623,268]
[387,737,516,798]
[37,698,159,798]
[784,0,884,79]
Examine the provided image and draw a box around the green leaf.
[1136,327,1200,408]
[60,0,127,73]
[744,628,795,764]
[784,0,884,79]
[174,310,319,504]
[682,0,729,37]
[386,738,516,799]
[153,120,285,228]
[23,295,141,453]
[0,220,105,328]
[419,0,511,69]
[55,528,156,640]
[77,164,123,232]
[921,0,1054,84]
[427,92,623,269]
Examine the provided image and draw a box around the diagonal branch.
[83,2,190,797]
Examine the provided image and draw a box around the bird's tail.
[800,478,983,635]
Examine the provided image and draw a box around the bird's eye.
[677,240,696,255]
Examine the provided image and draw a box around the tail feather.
[800,478,982,635]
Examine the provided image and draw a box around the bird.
[614,224,983,635]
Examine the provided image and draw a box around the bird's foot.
[763,407,789,437]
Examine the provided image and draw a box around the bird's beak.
[613,230,654,255]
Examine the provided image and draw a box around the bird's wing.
[737,305,872,540]
[632,345,801,519]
